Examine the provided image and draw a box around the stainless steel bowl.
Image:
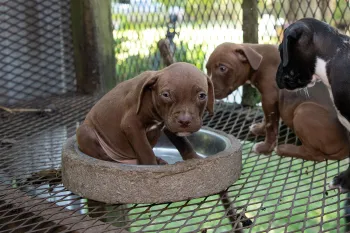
[62,126,242,204]
[154,128,232,164]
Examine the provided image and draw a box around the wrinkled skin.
[77,62,214,165]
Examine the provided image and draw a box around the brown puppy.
[206,42,349,161]
[77,62,214,165]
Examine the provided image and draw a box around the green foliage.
[334,0,350,25]
[112,13,166,30]
[173,41,206,70]
[158,0,184,7]
[158,0,242,24]
[115,41,158,81]
[184,0,216,23]
[115,39,207,81]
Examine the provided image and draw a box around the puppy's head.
[137,62,214,136]
[276,20,316,90]
[206,43,262,99]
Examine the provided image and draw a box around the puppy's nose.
[177,114,192,128]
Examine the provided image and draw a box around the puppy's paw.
[249,123,265,136]
[252,142,274,155]
[274,145,285,156]
[329,170,350,193]
[156,156,168,165]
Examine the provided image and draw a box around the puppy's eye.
[219,64,227,73]
[198,92,207,100]
[161,91,170,98]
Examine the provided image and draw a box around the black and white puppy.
[275,18,350,193]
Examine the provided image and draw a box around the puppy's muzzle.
[276,71,306,90]
[177,113,192,128]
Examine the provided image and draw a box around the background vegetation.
[112,0,350,83]
[110,0,350,231]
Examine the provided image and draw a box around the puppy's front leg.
[249,118,266,136]
[121,118,158,165]
[253,97,279,155]
[330,165,350,193]
[163,128,202,160]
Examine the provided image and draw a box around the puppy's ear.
[136,72,159,115]
[206,75,215,115]
[282,24,304,67]
[282,31,297,67]
[235,46,263,70]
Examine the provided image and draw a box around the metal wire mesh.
[0,0,76,106]
[0,97,349,233]
[1,0,350,232]
[112,0,350,103]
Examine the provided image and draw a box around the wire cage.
[1,0,350,232]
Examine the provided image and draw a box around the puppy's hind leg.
[276,144,324,162]
[76,123,113,161]
[277,102,349,162]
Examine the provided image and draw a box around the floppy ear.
[235,46,263,71]
[282,32,295,67]
[282,25,303,67]
[136,72,159,115]
[206,75,215,115]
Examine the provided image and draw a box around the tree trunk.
[71,0,117,94]
[241,0,260,107]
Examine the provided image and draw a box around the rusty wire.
[0,95,349,232]
[1,0,350,232]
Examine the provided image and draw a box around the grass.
[111,15,349,233]
[123,141,349,232]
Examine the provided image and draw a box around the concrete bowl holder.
[62,127,242,204]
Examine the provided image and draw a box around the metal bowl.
[62,127,242,204]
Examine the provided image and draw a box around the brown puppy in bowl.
[206,42,348,161]
[77,62,214,165]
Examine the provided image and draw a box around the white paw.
[328,179,336,189]
[249,124,257,133]
[252,142,264,154]
[328,179,347,193]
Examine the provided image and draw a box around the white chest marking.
[146,121,163,132]
[245,80,256,88]
[315,57,350,131]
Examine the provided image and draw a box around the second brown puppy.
[206,42,349,161]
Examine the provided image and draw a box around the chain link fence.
[0,0,75,106]
[1,0,350,232]
[112,0,350,104]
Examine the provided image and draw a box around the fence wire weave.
[0,97,349,233]
[0,0,76,106]
[1,0,350,232]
